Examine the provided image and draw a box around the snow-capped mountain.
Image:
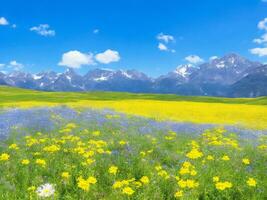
[228,65,267,97]
[83,69,152,92]
[153,64,198,94]
[84,69,150,82]
[4,71,37,89]
[190,53,261,85]
[174,64,199,79]
[0,53,266,97]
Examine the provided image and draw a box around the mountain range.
[0,53,266,97]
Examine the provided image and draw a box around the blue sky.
[0,0,267,77]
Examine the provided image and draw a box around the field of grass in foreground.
[0,86,267,130]
[0,108,266,199]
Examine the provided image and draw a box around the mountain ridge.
[0,53,266,97]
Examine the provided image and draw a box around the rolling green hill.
[1,85,267,130]
[0,85,267,106]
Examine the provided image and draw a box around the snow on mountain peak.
[32,74,43,80]
[174,64,194,77]
[93,75,109,81]
[121,71,133,79]
[216,61,226,68]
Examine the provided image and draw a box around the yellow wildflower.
[108,165,118,175]
[258,144,267,150]
[121,180,130,186]
[179,167,190,175]
[77,177,90,191]
[87,176,97,184]
[140,176,149,184]
[178,179,187,188]
[26,138,39,147]
[174,190,183,198]
[43,145,60,153]
[21,159,30,165]
[247,178,257,187]
[119,140,126,145]
[182,161,192,168]
[61,172,70,180]
[190,170,197,176]
[85,158,95,165]
[221,155,230,161]
[9,143,19,150]
[186,148,203,159]
[215,181,232,190]
[134,181,142,188]
[97,148,105,154]
[155,165,162,171]
[105,150,112,155]
[122,187,135,196]
[83,151,94,158]
[0,153,10,161]
[186,179,199,188]
[207,155,214,160]
[242,158,250,165]
[113,181,123,189]
[35,159,46,167]
[92,131,101,136]
[158,170,169,179]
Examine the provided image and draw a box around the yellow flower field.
[3,99,267,130]
[68,100,267,130]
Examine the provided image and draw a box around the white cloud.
[11,24,17,28]
[0,64,5,68]
[93,29,99,34]
[156,33,176,52]
[250,18,267,56]
[185,55,204,64]
[8,60,24,70]
[58,50,95,68]
[253,33,267,44]
[0,17,9,25]
[30,24,55,37]
[250,47,267,56]
[157,33,174,43]
[158,43,168,51]
[95,49,120,64]
[209,56,218,61]
[258,18,267,31]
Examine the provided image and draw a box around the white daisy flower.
[36,183,55,198]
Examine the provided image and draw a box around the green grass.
[0,85,267,105]
[0,86,266,199]
[0,118,266,199]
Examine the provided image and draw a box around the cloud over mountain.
[95,49,120,64]
[185,55,204,64]
[58,50,95,68]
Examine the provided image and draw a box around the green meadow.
[0,86,266,199]
[1,85,267,105]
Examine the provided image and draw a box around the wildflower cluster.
[0,114,265,199]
